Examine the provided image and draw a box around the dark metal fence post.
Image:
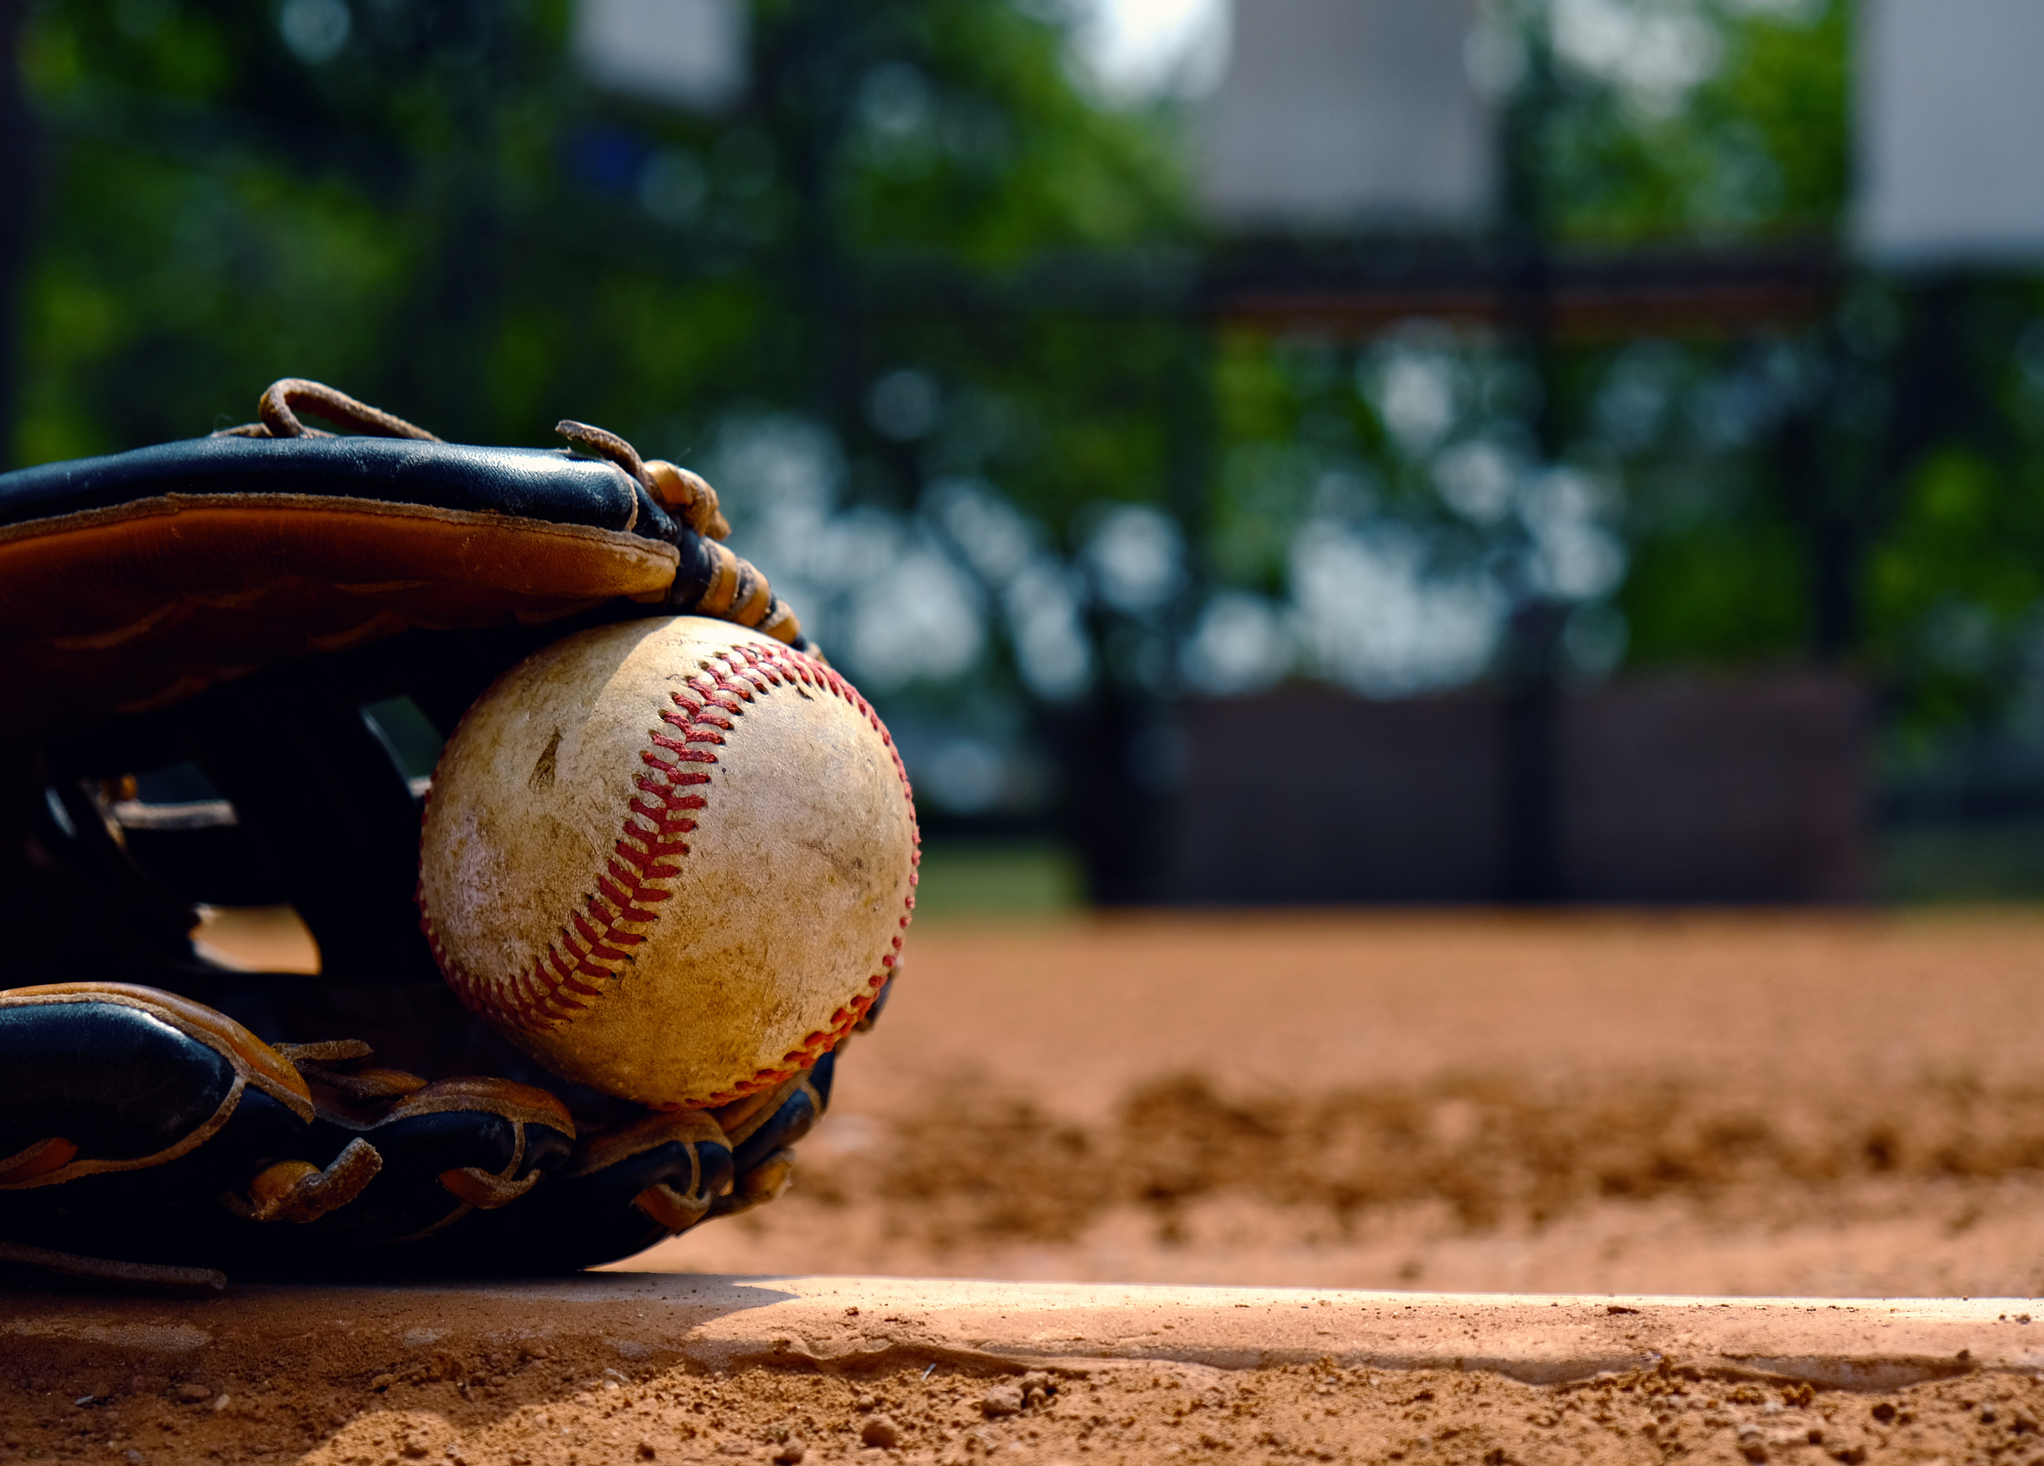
[0,0,34,466]
[1497,8,1563,903]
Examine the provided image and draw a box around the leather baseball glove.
[0,380,888,1288]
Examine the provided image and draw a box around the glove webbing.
[219,379,802,647]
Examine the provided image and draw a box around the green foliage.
[17,145,413,461]
[831,0,1189,261]
[1862,448,2044,736]
[14,0,2044,813]
[1618,490,1808,665]
[11,0,1190,476]
[1536,0,1850,239]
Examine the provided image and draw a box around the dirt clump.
[654,1066,2044,1296]
[863,1067,2044,1243]
[645,913,2044,1295]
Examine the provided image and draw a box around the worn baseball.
[417,616,919,1109]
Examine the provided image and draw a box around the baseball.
[416,615,919,1109]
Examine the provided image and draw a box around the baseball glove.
[0,379,892,1289]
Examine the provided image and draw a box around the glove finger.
[688,1060,835,1224]
[708,1147,796,1220]
[575,1109,737,1232]
[429,1108,734,1274]
[280,1078,576,1251]
[0,983,317,1266]
[718,1053,834,1176]
[0,986,583,1278]
[0,982,313,1188]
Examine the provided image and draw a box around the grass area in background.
[916,833,2044,912]
[196,832,2044,969]
[1878,824,2044,903]
[910,840,1085,918]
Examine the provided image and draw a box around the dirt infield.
[631,911,2044,1297]
[22,1351,2044,1466]
[13,909,2044,1462]
[6,1280,2044,1465]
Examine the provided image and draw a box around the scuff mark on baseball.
[416,615,919,1109]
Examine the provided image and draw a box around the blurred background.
[5,0,2044,910]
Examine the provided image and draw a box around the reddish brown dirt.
[631,911,2044,1297]
[6,1352,2044,1465]
[17,909,2044,1463]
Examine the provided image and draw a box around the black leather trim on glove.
[0,435,654,532]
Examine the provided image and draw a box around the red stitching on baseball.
[422,633,920,1108]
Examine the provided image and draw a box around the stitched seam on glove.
[0,493,679,554]
[422,638,920,1109]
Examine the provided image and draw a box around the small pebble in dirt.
[772,1441,806,1465]
[176,1384,211,1404]
[861,1415,901,1448]
[371,1375,396,1392]
[636,1441,657,1460]
[855,1392,878,1412]
[983,1383,1024,1417]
